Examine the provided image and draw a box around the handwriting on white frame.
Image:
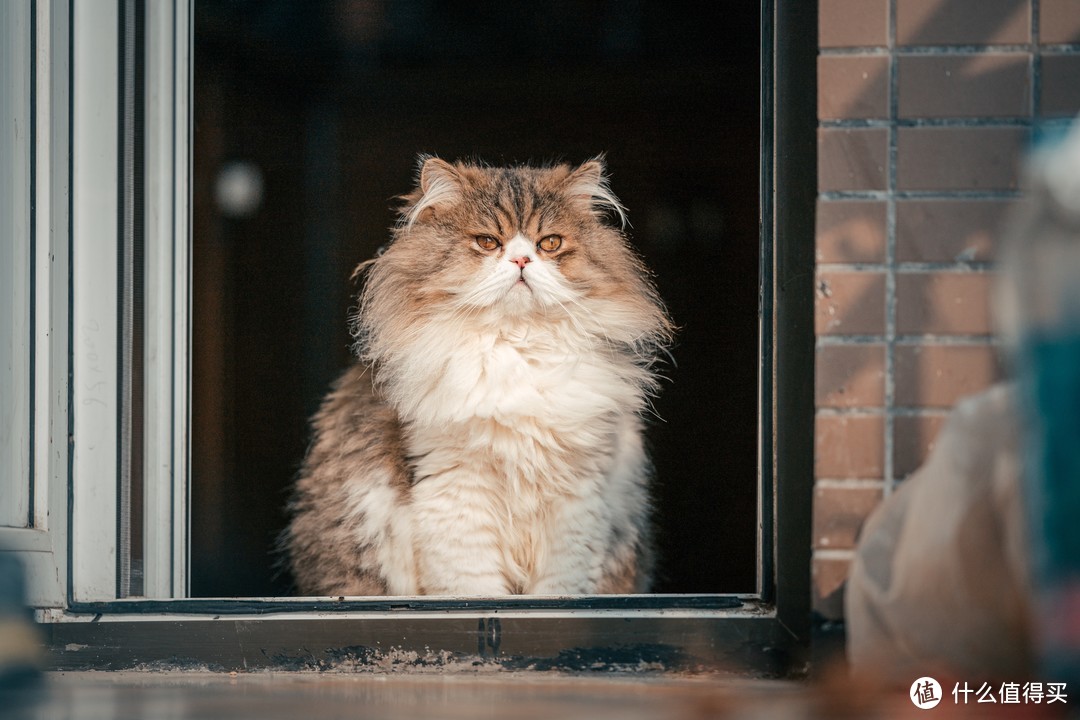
[81,319,106,406]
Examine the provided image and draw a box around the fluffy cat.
[282,156,673,596]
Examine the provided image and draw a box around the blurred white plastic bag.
[847,115,1080,681]
[846,383,1033,679]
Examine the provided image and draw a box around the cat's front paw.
[421,577,512,597]
[529,577,594,596]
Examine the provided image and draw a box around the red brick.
[1041,54,1080,118]
[897,128,1026,192]
[816,345,886,408]
[895,272,995,335]
[817,200,887,264]
[819,56,890,119]
[897,0,1030,46]
[894,343,1003,407]
[819,128,889,191]
[1040,0,1080,44]
[814,486,884,549]
[896,199,1011,262]
[894,413,948,478]
[815,414,885,478]
[820,0,889,47]
[816,272,886,336]
[898,53,1030,118]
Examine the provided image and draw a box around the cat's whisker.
[549,292,627,367]
[540,293,590,339]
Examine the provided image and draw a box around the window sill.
[39,596,801,676]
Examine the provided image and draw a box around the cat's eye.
[537,235,563,252]
[475,235,501,251]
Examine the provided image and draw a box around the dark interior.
[192,0,762,596]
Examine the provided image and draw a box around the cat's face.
[380,159,651,318]
[357,158,671,364]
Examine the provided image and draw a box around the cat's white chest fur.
[399,324,646,595]
[393,317,643,427]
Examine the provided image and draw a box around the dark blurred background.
[192,0,761,596]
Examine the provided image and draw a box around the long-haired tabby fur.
[281,156,673,596]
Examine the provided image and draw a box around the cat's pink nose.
[509,256,531,269]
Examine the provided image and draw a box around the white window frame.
[1,0,35,533]
[68,0,190,602]
[141,0,191,601]
[1,0,71,609]
[2,0,189,607]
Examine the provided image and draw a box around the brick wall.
[813,0,1080,618]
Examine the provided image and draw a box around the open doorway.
[192,0,762,597]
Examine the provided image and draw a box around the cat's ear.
[418,156,461,194]
[401,156,463,228]
[563,156,628,228]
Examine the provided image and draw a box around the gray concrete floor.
[1,669,1009,719]
[6,671,807,720]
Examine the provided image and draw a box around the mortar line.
[817,262,996,272]
[820,190,1023,200]
[821,43,1052,55]
[818,406,951,417]
[822,118,1036,128]
[816,478,889,489]
[884,0,898,495]
[1032,0,1041,122]
[817,334,999,346]
[820,43,1080,57]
